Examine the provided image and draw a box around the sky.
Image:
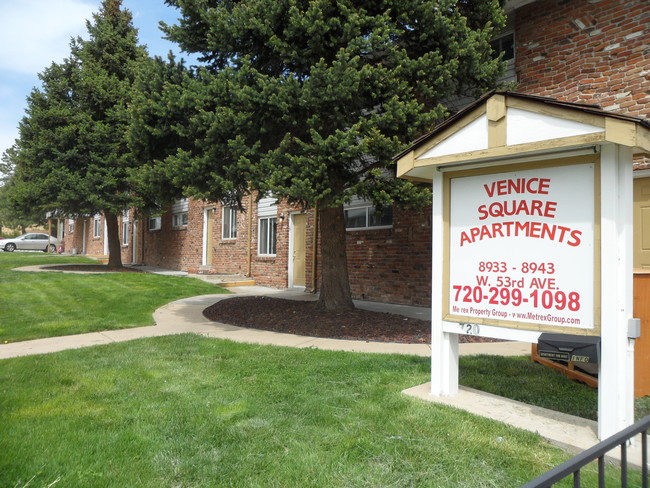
[0,0,196,162]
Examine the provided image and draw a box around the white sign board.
[446,162,597,333]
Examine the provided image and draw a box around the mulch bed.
[203,296,497,344]
[42,265,494,345]
[44,264,144,273]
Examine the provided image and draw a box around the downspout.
[247,193,253,277]
[132,219,137,264]
[141,216,146,265]
[82,220,87,254]
[311,201,319,293]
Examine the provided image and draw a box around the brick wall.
[515,0,650,118]
[210,201,251,277]
[343,205,433,306]
[248,200,296,288]
[134,193,432,306]
[61,215,106,257]
[140,196,301,288]
[57,200,440,307]
[141,200,204,272]
[117,209,142,265]
[207,196,300,288]
[306,204,432,306]
[61,213,139,262]
[60,219,80,254]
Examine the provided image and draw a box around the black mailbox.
[537,333,600,364]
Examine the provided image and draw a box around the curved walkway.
[0,285,530,360]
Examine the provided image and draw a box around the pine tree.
[0,147,45,233]
[7,0,147,266]
[134,0,506,308]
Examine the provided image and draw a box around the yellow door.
[206,208,215,266]
[634,178,650,269]
[292,214,307,287]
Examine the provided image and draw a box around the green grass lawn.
[0,253,226,343]
[461,355,650,422]
[0,335,630,488]
[461,355,599,419]
[1,253,647,486]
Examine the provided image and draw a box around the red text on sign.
[451,285,581,312]
[477,199,557,220]
[483,177,551,197]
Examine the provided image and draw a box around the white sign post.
[430,153,634,440]
[598,145,634,440]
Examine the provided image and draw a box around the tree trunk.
[317,204,355,311]
[104,211,123,268]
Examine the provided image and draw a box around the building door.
[204,208,215,266]
[634,177,650,269]
[291,213,307,287]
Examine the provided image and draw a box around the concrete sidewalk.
[0,286,530,360]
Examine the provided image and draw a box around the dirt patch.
[203,296,498,344]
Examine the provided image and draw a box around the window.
[490,32,516,83]
[148,216,161,231]
[490,32,514,62]
[93,214,102,238]
[259,217,277,255]
[258,196,278,256]
[121,210,130,246]
[344,197,393,230]
[173,212,188,227]
[68,219,74,234]
[172,198,189,228]
[222,206,237,239]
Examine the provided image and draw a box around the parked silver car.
[0,233,58,253]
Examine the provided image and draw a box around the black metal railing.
[520,414,650,488]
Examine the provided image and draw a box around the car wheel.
[45,244,56,253]
[4,243,16,252]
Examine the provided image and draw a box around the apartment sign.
[446,163,596,332]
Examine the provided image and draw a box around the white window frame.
[93,214,102,238]
[172,198,189,228]
[258,196,278,256]
[258,216,277,256]
[344,197,393,231]
[122,223,130,246]
[121,210,130,246]
[222,206,237,239]
[173,212,189,227]
[68,219,75,234]
[148,216,161,231]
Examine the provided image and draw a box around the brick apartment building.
[61,0,649,306]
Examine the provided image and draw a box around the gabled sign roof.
[396,91,650,182]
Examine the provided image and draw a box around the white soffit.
[417,115,488,160]
[507,107,603,146]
